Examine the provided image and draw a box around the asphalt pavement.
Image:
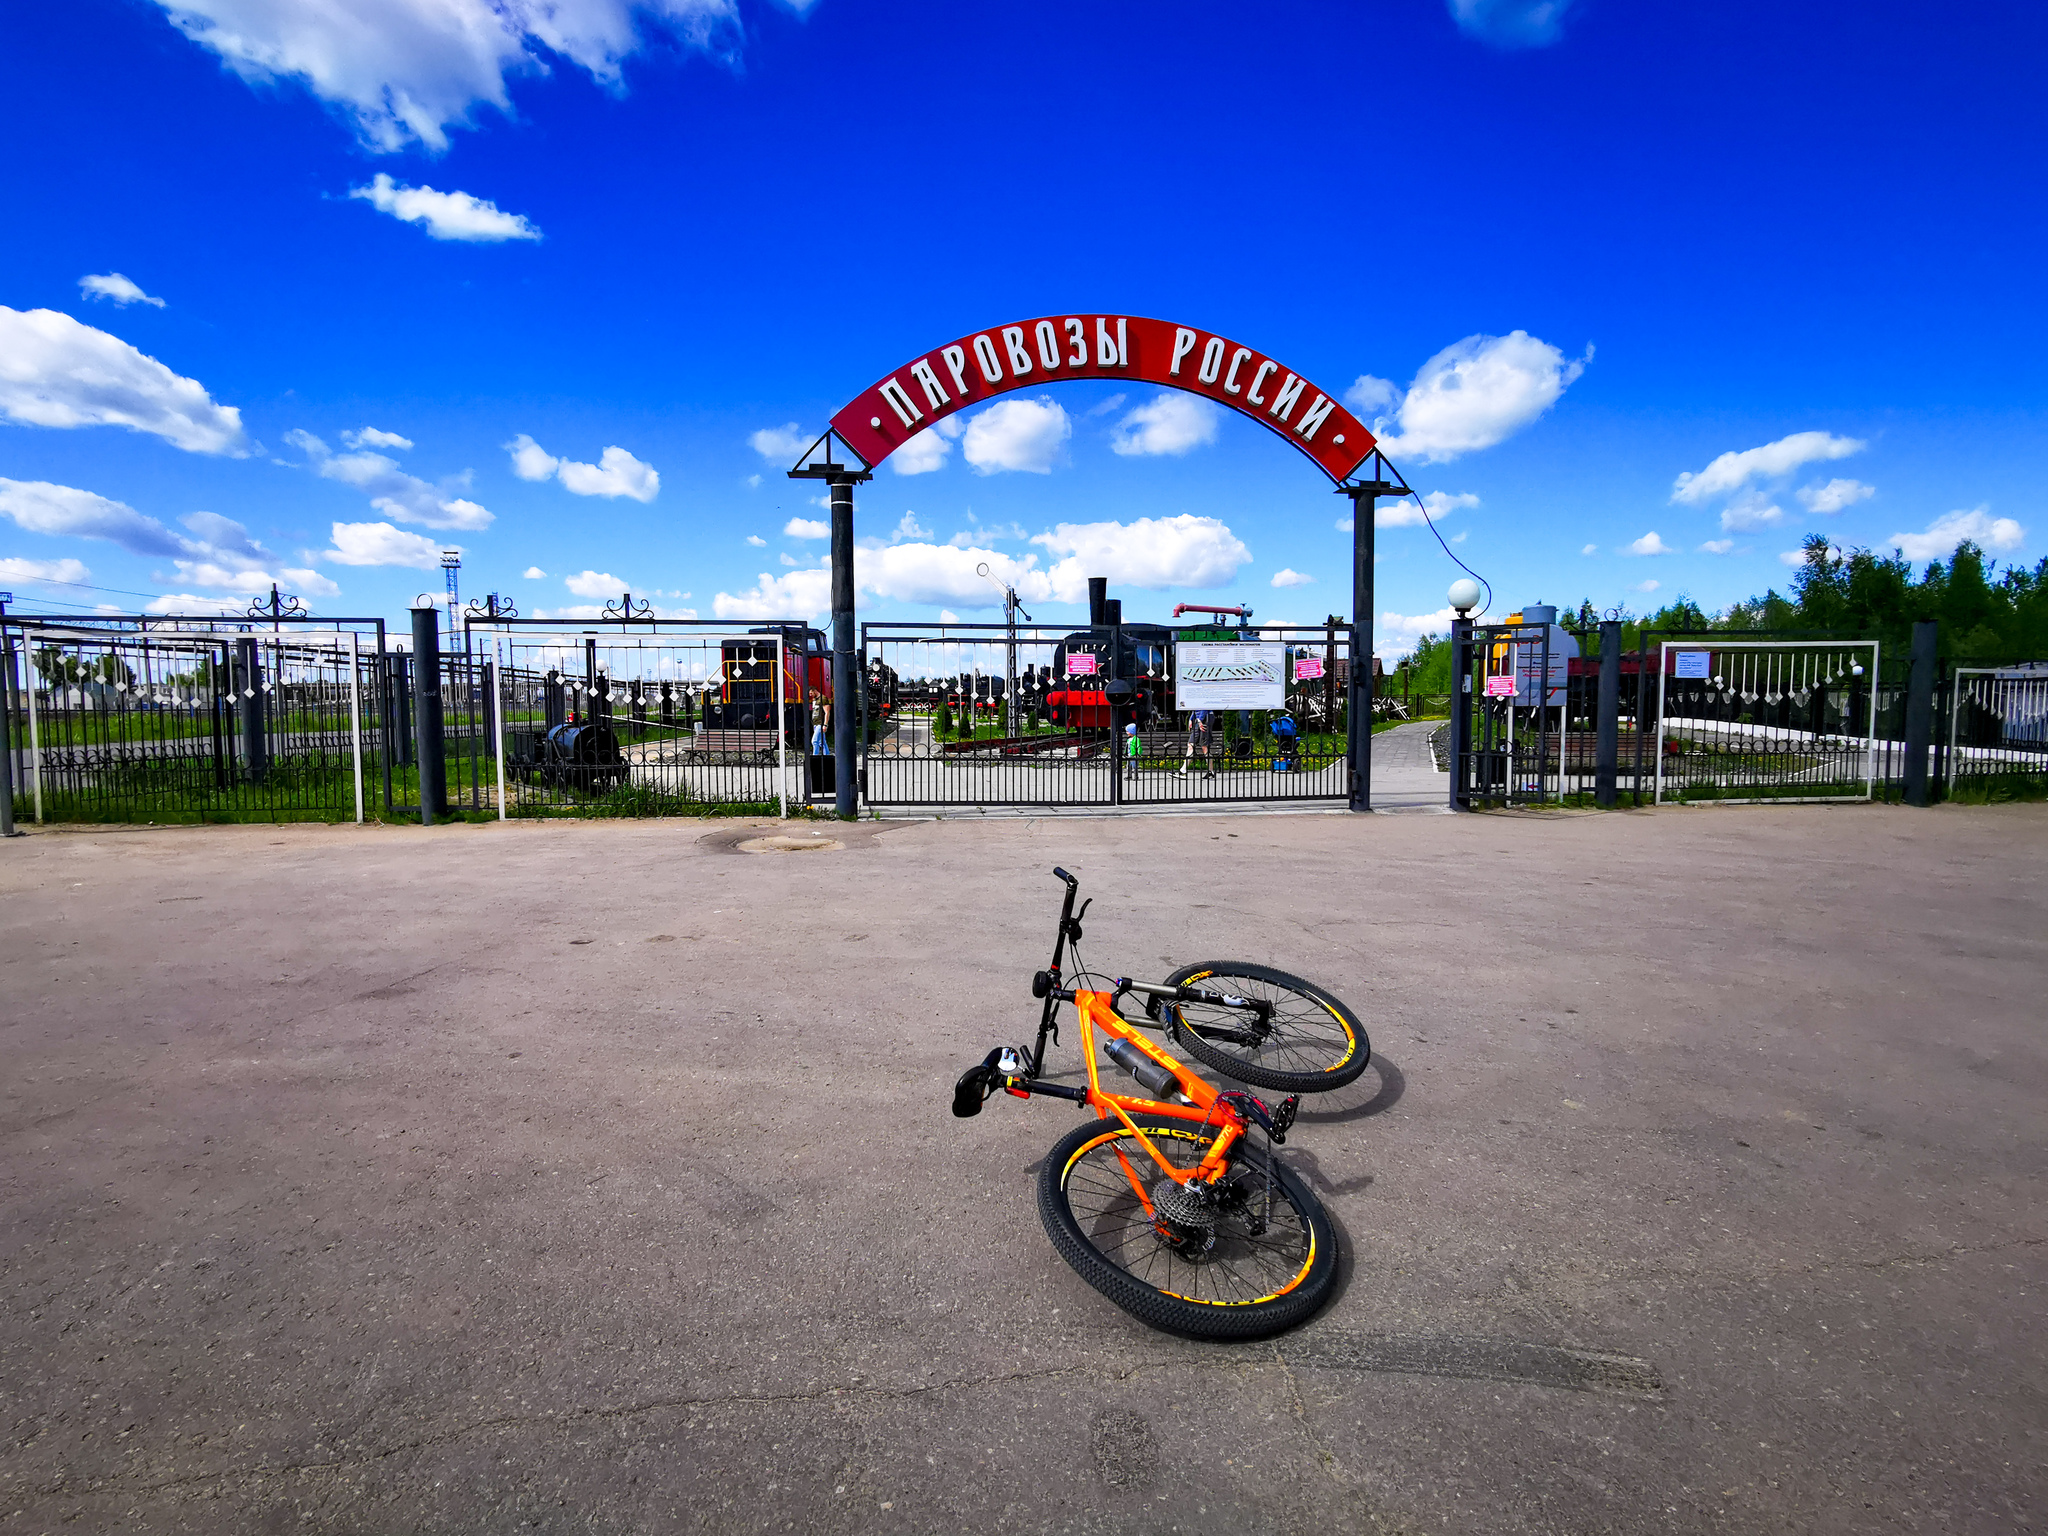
[0,803,2041,1534]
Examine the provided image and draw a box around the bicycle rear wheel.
[1161,961,1369,1092]
[1037,1116,1337,1340]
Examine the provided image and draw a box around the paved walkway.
[1371,717,1449,813]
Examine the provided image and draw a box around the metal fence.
[465,620,815,817]
[4,617,390,824]
[861,621,1362,808]
[1651,640,1883,804]
[1948,667,2048,797]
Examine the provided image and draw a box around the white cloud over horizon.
[1270,569,1313,588]
[783,517,829,539]
[890,417,962,475]
[290,428,494,528]
[1349,331,1586,464]
[323,520,449,568]
[0,555,93,587]
[1109,393,1221,458]
[0,306,248,455]
[1624,531,1673,555]
[1887,506,2025,562]
[79,273,164,308]
[505,434,659,501]
[155,0,744,153]
[351,174,540,240]
[1672,431,1864,505]
[564,569,626,598]
[1718,491,1784,532]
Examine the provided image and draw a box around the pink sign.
[1293,656,1324,680]
[1066,653,1098,676]
[1484,674,1516,698]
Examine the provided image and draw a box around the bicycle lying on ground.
[951,867,1370,1339]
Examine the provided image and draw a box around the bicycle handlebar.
[1052,866,1077,887]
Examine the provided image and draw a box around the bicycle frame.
[996,868,1249,1191]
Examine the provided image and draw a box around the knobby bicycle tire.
[1162,961,1370,1093]
[1037,1116,1338,1340]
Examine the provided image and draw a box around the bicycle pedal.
[1270,1094,1300,1143]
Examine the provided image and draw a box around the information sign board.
[1176,641,1285,710]
[1673,650,1711,680]
[1294,656,1324,681]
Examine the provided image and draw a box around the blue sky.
[2,0,2044,651]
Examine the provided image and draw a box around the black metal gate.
[861,620,1359,809]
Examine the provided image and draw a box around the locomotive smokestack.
[1088,576,1108,625]
[1102,598,1122,626]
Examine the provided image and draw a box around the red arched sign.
[829,315,1377,483]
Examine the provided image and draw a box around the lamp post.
[1446,578,1481,811]
[1337,450,1413,813]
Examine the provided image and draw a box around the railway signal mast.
[977,562,1033,735]
[440,551,461,655]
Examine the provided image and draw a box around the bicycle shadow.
[1291,1055,1404,1127]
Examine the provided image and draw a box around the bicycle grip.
[1052,866,1076,885]
[952,1064,993,1117]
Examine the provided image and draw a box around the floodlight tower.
[440,551,461,654]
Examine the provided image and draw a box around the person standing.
[1181,707,1215,777]
[809,688,830,757]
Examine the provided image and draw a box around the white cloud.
[1798,477,1874,514]
[344,426,413,451]
[532,602,695,621]
[938,610,960,624]
[888,510,931,543]
[1353,332,1586,464]
[1699,539,1735,554]
[322,521,447,568]
[744,473,761,489]
[891,423,955,475]
[963,397,1070,475]
[351,174,539,240]
[1633,579,1661,593]
[1778,549,1809,567]
[292,429,493,529]
[0,480,306,602]
[0,477,188,556]
[714,569,832,621]
[779,552,798,566]
[501,434,656,500]
[858,544,1050,608]
[0,306,247,455]
[558,446,658,500]
[1270,569,1314,588]
[749,422,810,464]
[564,569,625,598]
[1033,515,1250,598]
[1672,431,1864,504]
[79,273,164,308]
[1580,543,1598,555]
[157,0,741,152]
[1376,607,1457,657]
[141,593,250,616]
[1373,489,1479,530]
[1888,506,2025,562]
[1624,532,1673,556]
[745,534,766,547]
[783,517,829,539]
[507,433,559,481]
[1108,393,1221,457]
[522,565,546,578]
[1448,0,1579,47]
[1717,491,1783,531]
[0,555,92,586]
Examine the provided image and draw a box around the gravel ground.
[0,802,2042,1534]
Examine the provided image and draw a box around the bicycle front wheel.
[1037,1117,1338,1340]
[1161,961,1370,1092]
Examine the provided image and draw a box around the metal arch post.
[787,428,873,820]
[1337,455,1407,813]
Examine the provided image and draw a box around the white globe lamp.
[1447,578,1482,617]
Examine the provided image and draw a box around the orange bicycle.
[952,867,1365,1339]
